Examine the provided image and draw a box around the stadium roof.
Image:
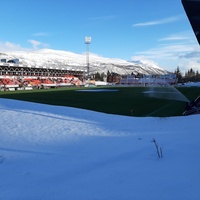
[182,0,200,45]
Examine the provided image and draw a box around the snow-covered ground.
[178,82,200,87]
[0,98,200,200]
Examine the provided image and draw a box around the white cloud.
[28,40,41,49]
[131,40,200,72]
[131,56,159,67]
[181,60,200,72]
[132,15,183,27]
[130,30,200,72]
[133,44,193,60]
[158,31,195,42]
[0,40,49,52]
[28,39,49,49]
[159,36,189,41]
[0,41,28,52]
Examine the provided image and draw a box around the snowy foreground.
[0,98,200,200]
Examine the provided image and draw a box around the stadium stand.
[0,61,84,90]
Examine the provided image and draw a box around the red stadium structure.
[0,60,84,90]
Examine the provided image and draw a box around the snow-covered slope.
[1,98,200,200]
[0,49,168,75]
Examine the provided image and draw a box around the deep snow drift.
[0,98,200,200]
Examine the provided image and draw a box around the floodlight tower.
[85,36,91,80]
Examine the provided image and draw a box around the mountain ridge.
[0,48,169,75]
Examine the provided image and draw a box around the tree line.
[93,67,200,83]
[174,67,200,83]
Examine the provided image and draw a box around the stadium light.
[85,36,91,80]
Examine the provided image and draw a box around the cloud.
[0,39,49,52]
[159,36,189,41]
[131,31,200,72]
[177,47,200,71]
[28,39,49,49]
[132,15,183,27]
[158,31,194,42]
[131,56,159,67]
[178,59,200,72]
[0,41,28,52]
[133,44,193,60]
[138,32,198,60]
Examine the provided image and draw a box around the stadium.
[0,58,84,90]
[0,56,179,91]
[0,0,199,117]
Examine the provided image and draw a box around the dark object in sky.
[182,0,200,45]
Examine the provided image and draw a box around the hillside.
[0,49,168,75]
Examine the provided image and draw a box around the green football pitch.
[0,86,199,117]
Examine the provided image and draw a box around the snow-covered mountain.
[0,49,169,75]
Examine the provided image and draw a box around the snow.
[178,82,200,87]
[0,98,200,200]
[0,48,168,75]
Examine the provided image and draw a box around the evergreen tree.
[107,70,111,77]
[195,70,200,82]
[174,66,182,83]
[100,72,106,81]
[183,68,200,82]
[94,72,101,81]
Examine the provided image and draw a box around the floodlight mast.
[85,36,91,80]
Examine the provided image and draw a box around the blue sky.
[0,0,200,73]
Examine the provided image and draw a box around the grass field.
[0,86,199,117]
